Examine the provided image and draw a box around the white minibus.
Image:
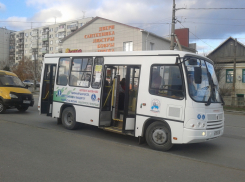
[38,50,224,151]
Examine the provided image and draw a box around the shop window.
[123,41,133,51]
[69,57,93,87]
[57,58,70,86]
[242,69,245,83]
[149,65,184,99]
[226,69,233,83]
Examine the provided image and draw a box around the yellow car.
[0,70,34,114]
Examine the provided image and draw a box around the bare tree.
[0,60,8,70]
[11,56,42,81]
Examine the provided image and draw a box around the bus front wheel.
[62,107,79,130]
[146,121,173,151]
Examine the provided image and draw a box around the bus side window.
[149,65,184,99]
[69,57,92,87]
[57,57,70,86]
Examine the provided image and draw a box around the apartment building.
[10,17,93,63]
[0,27,14,67]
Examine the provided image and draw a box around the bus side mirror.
[194,67,202,84]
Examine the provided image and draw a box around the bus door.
[123,66,140,132]
[100,65,140,135]
[41,64,56,116]
[99,66,117,126]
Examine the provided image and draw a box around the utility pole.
[232,38,237,94]
[170,0,176,50]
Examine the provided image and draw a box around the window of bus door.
[57,57,70,86]
[149,65,184,99]
[92,57,104,89]
[70,57,93,87]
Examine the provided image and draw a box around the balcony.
[32,44,38,49]
[58,27,66,32]
[17,40,24,44]
[70,26,78,31]
[42,48,49,54]
[32,31,38,37]
[42,31,49,35]
[16,35,24,39]
[42,43,49,47]
[58,48,62,53]
[10,49,15,53]
[58,35,66,39]
[42,36,49,41]
[17,50,24,55]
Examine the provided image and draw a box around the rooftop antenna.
[82,11,86,19]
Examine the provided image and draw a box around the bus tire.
[145,121,173,151]
[0,100,6,114]
[62,107,79,130]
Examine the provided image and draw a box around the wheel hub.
[66,112,73,125]
[0,103,3,112]
[152,128,167,145]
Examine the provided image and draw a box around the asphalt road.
[0,96,245,182]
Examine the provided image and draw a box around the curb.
[224,110,245,114]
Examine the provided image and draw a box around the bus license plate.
[23,100,31,104]
[214,130,221,136]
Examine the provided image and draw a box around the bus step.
[112,119,123,128]
[113,119,123,122]
[102,127,123,134]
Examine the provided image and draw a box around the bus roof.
[0,70,17,77]
[44,50,213,64]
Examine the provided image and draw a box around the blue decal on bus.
[91,94,96,101]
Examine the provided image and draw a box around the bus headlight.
[9,93,18,99]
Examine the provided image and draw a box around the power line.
[182,21,245,26]
[185,8,245,10]
[180,17,245,21]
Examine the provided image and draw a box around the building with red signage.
[61,17,196,53]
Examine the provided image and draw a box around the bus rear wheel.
[146,121,173,151]
[62,107,79,130]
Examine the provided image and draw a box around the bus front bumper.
[182,127,224,143]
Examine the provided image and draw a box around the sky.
[1,0,245,55]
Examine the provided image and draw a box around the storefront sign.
[65,48,82,53]
[84,25,115,52]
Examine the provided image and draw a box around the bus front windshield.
[184,57,221,103]
[0,75,25,87]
